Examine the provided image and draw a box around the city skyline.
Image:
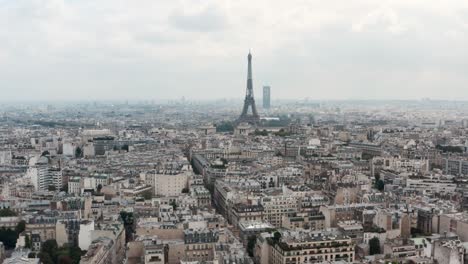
[3,1,468,263]
[1,1,468,101]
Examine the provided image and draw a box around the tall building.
[29,156,62,191]
[263,86,271,109]
[152,170,190,197]
[238,52,260,124]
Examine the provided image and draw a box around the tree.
[216,121,234,132]
[38,252,54,264]
[247,235,257,257]
[48,185,57,192]
[68,245,85,264]
[170,200,178,211]
[120,211,134,226]
[16,220,26,234]
[272,231,282,243]
[60,183,68,193]
[374,172,381,182]
[96,184,103,194]
[75,147,83,158]
[369,237,381,255]
[37,239,84,264]
[181,188,189,194]
[42,239,58,259]
[0,219,26,249]
[253,129,269,136]
[0,208,17,217]
[274,129,290,137]
[0,227,19,248]
[436,144,463,153]
[25,234,31,249]
[120,211,135,243]
[121,144,129,152]
[55,243,83,264]
[375,180,385,191]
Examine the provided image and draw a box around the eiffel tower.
[238,52,260,124]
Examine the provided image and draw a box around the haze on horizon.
[1,0,468,102]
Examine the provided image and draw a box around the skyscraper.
[238,52,260,124]
[263,86,271,109]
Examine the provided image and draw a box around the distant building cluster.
[2,57,468,264]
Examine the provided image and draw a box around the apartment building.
[152,170,190,197]
[262,196,299,228]
[262,230,355,264]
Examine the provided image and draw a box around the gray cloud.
[1,0,468,101]
[169,6,228,32]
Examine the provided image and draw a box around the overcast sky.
[1,0,468,101]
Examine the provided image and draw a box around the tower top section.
[238,51,259,125]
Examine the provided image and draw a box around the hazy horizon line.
[1,97,468,104]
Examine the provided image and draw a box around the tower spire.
[238,51,260,124]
